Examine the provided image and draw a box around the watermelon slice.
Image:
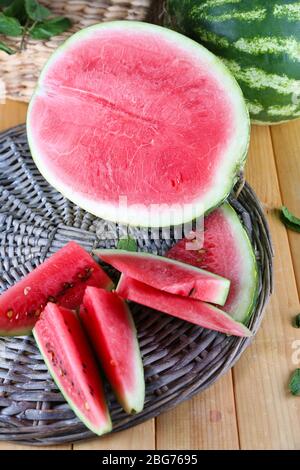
[95,249,230,306]
[117,275,252,338]
[167,203,258,323]
[33,303,112,436]
[0,241,113,336]
[27,21,250,227]
[80,287,145,414]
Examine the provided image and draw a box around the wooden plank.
[270,120,300,291]
[233,125,300,450]
[0,443,69,450]
[0,100,28,131]
[74,421,155,450]
[156,372,239,450]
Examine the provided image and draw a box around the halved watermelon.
[80,287,145,414]
[117,275,252,337]
[95,249,230,306]
[0,241,113,336]
[27,21,250,227]
[167,203,258,323]
[33,303,112,436]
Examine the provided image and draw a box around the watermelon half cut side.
[95,249,230,306]
[81,287,145,414]
[33,304,112,436]
[27,21,250,227]
[117,275,252,338]
[167,203,258,323]
[0,241,113,336]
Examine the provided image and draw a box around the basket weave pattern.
[0,0,152,103]
[0,125,273,445]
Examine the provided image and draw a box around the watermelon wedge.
[95,249,230,306]
[33,303,112,436]
[27,21,250,227]
[116,275,252,337]
[80,287,145,414]
[0,241,113,336]
[167,203,258,323]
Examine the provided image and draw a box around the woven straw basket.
[0,0,153,103]
[0,125,273,445]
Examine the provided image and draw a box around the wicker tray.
[0,0,153,103]
[0,125,273,445]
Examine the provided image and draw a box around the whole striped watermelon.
[166,0,300,124]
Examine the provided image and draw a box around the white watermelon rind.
[27,21,250,228]
[33,328,112,437]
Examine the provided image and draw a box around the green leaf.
[280,206,300,233]
[25,0,50,21]
[289,369,300,396]
[117,237,138,252]
[0,12,22,36]
[293,314,300,328]
[29,16,71,39]
[0,1,14,7]
[0,39,15,53]
[4,0,27,25]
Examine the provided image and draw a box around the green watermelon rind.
[165,0,300,125]
[95,248,231,306]
[111,301,145,414]
[27,21,250,228]
[214,203,259,324]
[33,327,113,436]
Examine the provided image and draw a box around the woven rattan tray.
[0,125,273,445]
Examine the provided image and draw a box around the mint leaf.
[281,206,300,233]
[117,237,138,252]
[25,0,50,21]
[30,16,71,39]
[0,12,22,36]
[4,0,27,25]
[289,369,300,396]
[293,314,300,328]
[0,39,15,53]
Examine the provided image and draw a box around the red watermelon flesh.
[0,241,113,336]
[167,203,258,323]
[81,287,145,414]
[27,21,249,227]
[33,304,112,435]
[117,275,252,337]
[95,249,230,306]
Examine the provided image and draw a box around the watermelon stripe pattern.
[166,0,300,123]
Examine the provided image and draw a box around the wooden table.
[0,100,300,450]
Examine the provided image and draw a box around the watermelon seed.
[35,309,41,318]
[84,402,90,411]
[47,296,56,303]
[24,287,31,296]
[59,368,66,377]
[6,310,14,319]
